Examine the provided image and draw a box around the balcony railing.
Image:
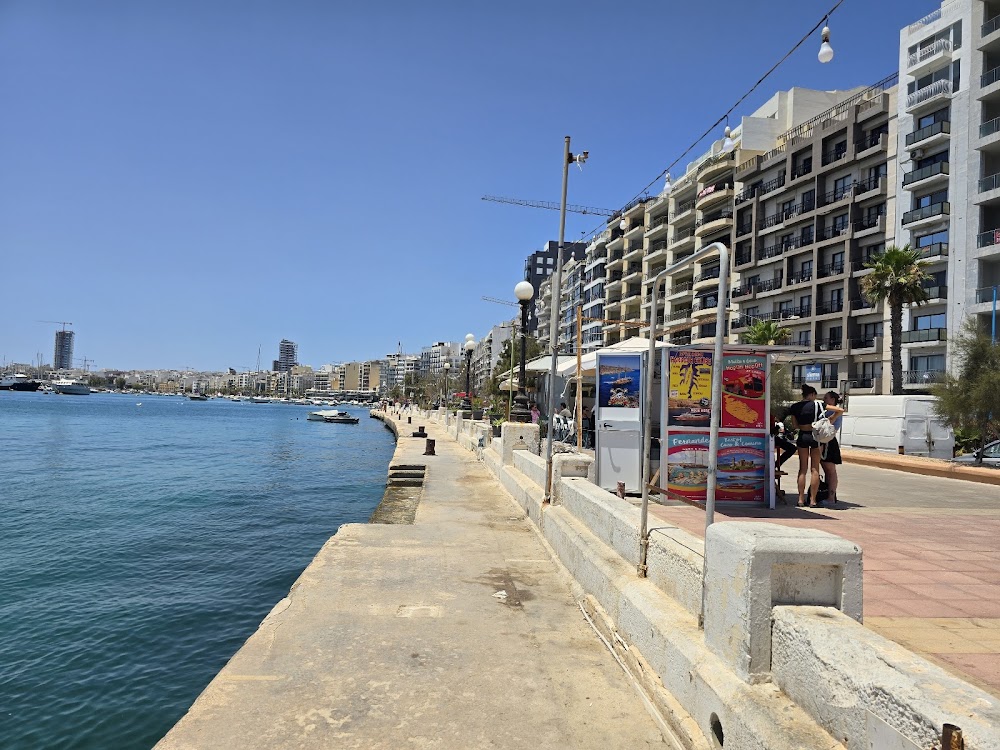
[787,270,813,285]
[735,187,758,205]
[916,242,949,258]
[902,369,946,385]
[691,296,719,312]
[695,267,721,283]
[846,376,880,390]
[982,116,1000,139]
[817,262,846,278]
[756,276,783,293]
[909,8,940,32]
[675,199,696,215]
[758,241,786,260]
[854,215,883,233]
[850,337,878,350]
[855,176,883,194]
[906,79,952,110]
[760,173,786,195]
[648,240,669,255]
[735,221,754,237]
[909,39,952,69]
[978,229,1000,248]
[817,225,850,241]
[669,280,694,295]
[696,209,734,227]
[820,187,851,205]
[902,161,949,187]
[901,202,950,225]
[901,328,947,344]
[855,132,885,152]
[791,162,813,179]
[984,65,1000,88]
[735,251,752,266]
[668,308,692,321]
[906,120,950,147]
[923,285,948,299]
[985,14,1000,37]
[815,299,845,315]
[647,215,670,232]
[977,286,1000,303]
[672,228,696,243]
[980,173,1000,193]
[731,283,754,298]
[821,145,848,166]
[815,339,844,352]
[850,298,875,311]
[626,239,643,253]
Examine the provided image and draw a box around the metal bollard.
[408,417,412,424]
[941,724,964,750]
[423,438,436,456]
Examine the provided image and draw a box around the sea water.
[0,392,394,749]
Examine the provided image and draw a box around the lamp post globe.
[511,280,535,423]
[442,361,451,409]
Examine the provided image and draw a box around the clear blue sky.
[0,0,938,371]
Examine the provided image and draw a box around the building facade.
[274,339,298,373]
[522,241,586,334]
[53,329,74,370]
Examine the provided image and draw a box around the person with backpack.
[820,391,845,506]
[788,384,823,508]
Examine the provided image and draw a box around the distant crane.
[481,195,617,217]
[481,295,517,307]
[75,356,95,372]
[38,320,73,331]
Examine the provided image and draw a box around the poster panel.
[597,354,641,411]
[667,349,712,427]
[665,432,768,504]
[721,354,767,430]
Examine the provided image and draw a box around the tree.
[485,334,541,405]
[742,320,790,346]
[931,319,1000,464]
[860,245,931,395]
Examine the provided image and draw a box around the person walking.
[820,391,845,505]
[529,402,540,424]
[788,384,822,508]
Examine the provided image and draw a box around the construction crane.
[481,195,617,217]
[38,320,73,330]
[481,295,517,307]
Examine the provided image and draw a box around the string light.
[722,125,735,153]
[819,24,834,63]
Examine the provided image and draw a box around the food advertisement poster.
[598,354,641,410]
[721,355,767,430]
[665,432,767,504]
[667,349,712,427]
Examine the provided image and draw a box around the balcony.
[646,240,669,259]
[694,208,734,238]
[853,215,884,238]
[673,199,696,221]
[696,180,734,209]
[902,161,949,190]
[672,227,697,247]
[982,65,1000,97]
[982,116,1000,141]
[902,369,946,387]
[855,131,887,156]
[908,39,952,77]
[735,220,754,238]
[734,250,753,266]
[668,307,693,322]
[760,173,787,196]
[850,298,876,313]
[855,175,885,199]
[901,202,950,229]
[984,14,1000,46]
[758,240,787,262]
[922,285,948,301]
[735,186,758,206]
[905,80,952,114]
[817,261,846,279]
[901,328,947,345]
[905,120,951,149]
[818,186,852,209]
[845,376,881,391]
[693,267,721,284]
[820,145,848,167]
[698,151,737,182]
[731,281,755,299]
[645,214,671,237]
[815,299,845,315]
[916,242,949,260]
[624,239,644,258]
[977,229,1000,249]
[814,338,844,352]
[790,162,813,181]
[755,276,783,294]
[787,270,812,286]
[817,225,850,242]
[849,336,882,353]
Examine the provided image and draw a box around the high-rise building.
[274,339,298,372]
[53,329,74,370]
[523,241,586,334]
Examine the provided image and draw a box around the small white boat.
[308,409,359,424]
[52,378,91,395]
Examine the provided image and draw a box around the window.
[911,354,945,371]
[797,330,811,346]
[834,140,847,159]
[868,163,888,181]
[830,288,843,307]
[862,322,883,339]
[801,259,813,276]
[747,274,760,287]
[917,107,950,129]
[780,232,794,249]
[914,189,948,209]
[861,362,883,379]
[802,189,816,210]
[916,230,949,247]
[831,251,844,271]
[745,306,759,318]
[913,313,947,330]
[800,225,814,244]
[701,322,717,338]
[800,294,812,313]
[822,363,838,384]
[833,213,850,231]
[866,203,886,222]
[916,150,949,169]
[828,326,843,345]
[833,176,852,199]
[781,199,795,217]
[908,62,959,94]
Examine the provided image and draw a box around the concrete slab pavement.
[640,460,1000,698]
[156,413,668,749]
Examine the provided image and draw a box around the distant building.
[53,329,74,370]
[274,339,298,372]
[523,241,586,334]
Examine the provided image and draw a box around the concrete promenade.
[155,413,667,749]
[644,460,1000,697]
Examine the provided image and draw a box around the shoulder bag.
[811,400,836,444]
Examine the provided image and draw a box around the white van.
[838,395,954,459]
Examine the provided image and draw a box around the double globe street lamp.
[510,280,534,423]
[459,333,476,418]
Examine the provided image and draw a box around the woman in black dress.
[788,384,823,507]
[821,391,845,505]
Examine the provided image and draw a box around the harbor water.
[0,392,394,750]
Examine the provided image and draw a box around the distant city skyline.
[1,0,938,369]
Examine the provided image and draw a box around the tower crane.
[480,195,617,217]
[481,296,517,307]
[38,320,73,330]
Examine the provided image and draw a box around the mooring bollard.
[418,426,424,433]
[423,438,436,456]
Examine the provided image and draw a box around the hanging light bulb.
[818,25,834,64]
[662,172,672,194]
[619,218,628,231]
[722,126,735,153]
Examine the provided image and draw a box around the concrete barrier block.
[513,450,547,490]
[551,454,594,504]
[501,423,539,466]
[704,523,862,683]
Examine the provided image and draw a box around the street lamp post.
[511,281,534,422]
[442,361,451,408]
[459,334,476,418]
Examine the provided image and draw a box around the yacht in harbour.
[0,373,41,391]
[52,378,91,395]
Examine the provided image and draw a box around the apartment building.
[420,341,463,376]
[895,0,993,390]
[471,321,513,392]
[732,77,898,393]
[522,241,586,334]
[581,236,607,353]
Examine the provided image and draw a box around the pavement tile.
[920,571,990,585]
[862,600,912,617]
[948,600,1000,617]
[953,584,1000,599]
[885,599,980,618]
[864,584,914,601]
[968,571,1000,584]
[874,570,958,585]
[935,653,1000,692]
[896,583,987,601]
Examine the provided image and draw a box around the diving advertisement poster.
[598,354,641,411]
[721,354,767,430]
[664,432,768,504]
[667,349,712,427]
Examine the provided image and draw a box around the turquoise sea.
[0,392,394,749]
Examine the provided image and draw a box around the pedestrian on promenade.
[771,411,797,468]
[582,405,594,449]
[788,384,822,508]
[559,402,572,419]
[821,391,845,505]
[530,402,540,424]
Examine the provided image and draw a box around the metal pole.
[639,241,727,577]
[576,304,583,450]
[511,304,531,422]
[993,286,996,345]
[544,136,572,502]
[705,243,731,532]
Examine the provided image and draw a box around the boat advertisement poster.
[721,355,767,430]
[664,432,768,504]
[597,354,641,414]
[666,350,712,427]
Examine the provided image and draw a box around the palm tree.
[860,244,931,395]
[742,319,791,346]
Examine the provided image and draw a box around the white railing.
[908,8,941,33]
[908,38,951,68]
[906,79,953,109]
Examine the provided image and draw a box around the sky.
[0,0,940,371]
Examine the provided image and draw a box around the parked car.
[952,440,1000,467]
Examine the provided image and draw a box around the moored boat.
[52,378,91,395]
[308,409,359,424]
[0,373,41,391]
